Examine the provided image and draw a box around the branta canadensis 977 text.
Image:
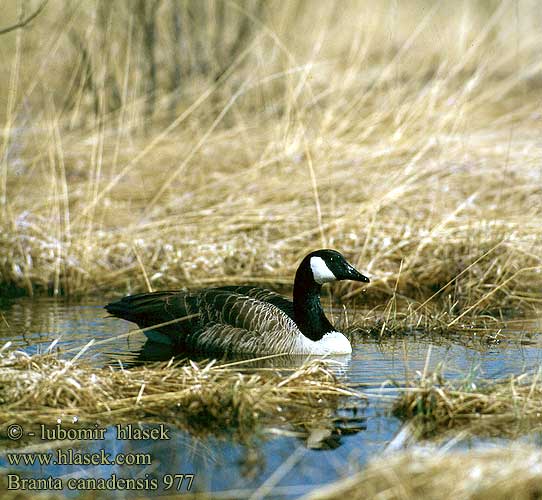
[105,249,370,355]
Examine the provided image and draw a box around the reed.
[0,3,540,321]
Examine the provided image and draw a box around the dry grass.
[0,344,364,441]
[0,1,539,328]
[392,366,542,439]
[350,302,515,341]
[303,444,542,500]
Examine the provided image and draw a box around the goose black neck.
[293,266,335,341]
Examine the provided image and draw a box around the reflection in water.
[133,339,353,372]
[0,297,541,497]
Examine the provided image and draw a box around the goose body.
[105,249,370,355]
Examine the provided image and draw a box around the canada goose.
[105,249,370,355]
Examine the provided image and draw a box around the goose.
[105,249,370,355]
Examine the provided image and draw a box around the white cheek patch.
[310,256,337,284]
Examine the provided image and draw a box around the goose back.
[207,286,295,319]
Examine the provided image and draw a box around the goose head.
[292,249,370,344]
[302,249,370,286]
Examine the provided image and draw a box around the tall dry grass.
[0,1,541,325]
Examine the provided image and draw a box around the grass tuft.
[392,368,542,439]
[0,345,364,441]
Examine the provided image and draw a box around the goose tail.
[105,291,199,340]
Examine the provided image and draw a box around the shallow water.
[0,297,541,498]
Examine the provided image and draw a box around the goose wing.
[189,289,301,354]
[106,287,300,354]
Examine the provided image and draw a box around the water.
[0,297,541,498]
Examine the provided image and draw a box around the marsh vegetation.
[0,346,363,441]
